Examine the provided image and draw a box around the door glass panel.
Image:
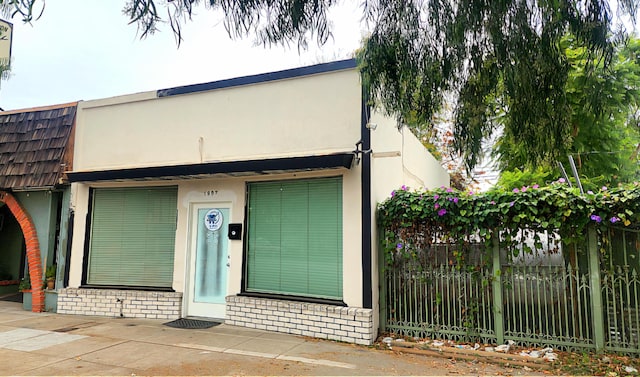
[194,208,229,303]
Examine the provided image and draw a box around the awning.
[66,153,355,183]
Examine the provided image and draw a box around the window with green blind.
[246,177,343,300]
[87,186,178,287]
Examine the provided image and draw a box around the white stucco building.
[58,60,449,345]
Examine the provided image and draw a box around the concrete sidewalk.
[0,301,531,376]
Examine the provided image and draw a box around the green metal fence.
[380,226,640,354]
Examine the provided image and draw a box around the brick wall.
[226,295,376,345]
[57,288,182,319]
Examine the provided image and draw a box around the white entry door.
[186,204,230,319]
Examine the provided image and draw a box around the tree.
[495,36,640,187]
[3,0,639,171]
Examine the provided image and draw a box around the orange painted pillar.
[0,191,44,312]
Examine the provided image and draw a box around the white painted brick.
[355,327,371,334]
[340,325,355,332]
[334,329,347,336]
[355,338,372,346]
[348,332,361,339]
[319,328,334,335]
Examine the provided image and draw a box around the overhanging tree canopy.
[4,0,639,171]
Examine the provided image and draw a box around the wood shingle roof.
[0,102,77,189]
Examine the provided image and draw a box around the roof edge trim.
[0,101,79,115]
[157,59,357,98]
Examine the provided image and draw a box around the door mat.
[163,318,222,329]
[0,292,22,302]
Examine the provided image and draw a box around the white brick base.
[225,295,375,345]
[57,288,182,319]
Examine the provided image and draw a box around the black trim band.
[238,292,346,307]
[67,153,355,183]
[79,285,175,292]
[157,59,357,98]
[361,86,373,309]
[80,189,94,285]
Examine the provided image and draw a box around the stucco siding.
[74,69,361,172]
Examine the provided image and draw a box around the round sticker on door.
[204,209,223,231]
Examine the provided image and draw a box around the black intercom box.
[228,223,242,240]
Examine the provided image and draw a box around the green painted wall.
[54,189,71,289]
[14,191,60,268]
[0,203,23,281]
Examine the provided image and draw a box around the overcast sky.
[0,1,365,111]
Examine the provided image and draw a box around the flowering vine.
[378,181,640,261]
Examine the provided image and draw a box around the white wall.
[68,66,366,308]
[74,69,361,172]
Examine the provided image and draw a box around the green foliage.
[379,182,640,262]
[45,264,56,280]
[496,168,556,190]
[18,275,30,291]
[495,36,640,182]
[358,1,638,172]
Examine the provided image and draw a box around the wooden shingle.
[0,103,77,189]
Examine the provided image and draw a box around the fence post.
[491,236,505,344]
[587,225,605,352]
[378,228,387,333]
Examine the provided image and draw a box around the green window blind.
[87,186,178,287]
[246,177,343,300]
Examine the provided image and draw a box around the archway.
[0,191,44,312]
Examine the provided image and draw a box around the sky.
[0,1,366,111]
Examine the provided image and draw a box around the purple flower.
[532,184,539,189]
[558,178,566,183]
[448,197,453,201]
[434,204,440,209]
[397,243,403,249]
[434,194,440,200]
[587,190,594,195]
[401,185,407,191]
[490,201,496,205]
[453,197,459,204]
[438,209,447,216]
[601,186,608,191]
[509,201,515,207]
[468,191,474,195]
[391,190,395,197]
[446,187,453,193]
[521,186,528,192]
[590,214,602,223]
[513,188,520,193]
[610,217,620,223]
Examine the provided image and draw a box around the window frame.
[242,176,345,304]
